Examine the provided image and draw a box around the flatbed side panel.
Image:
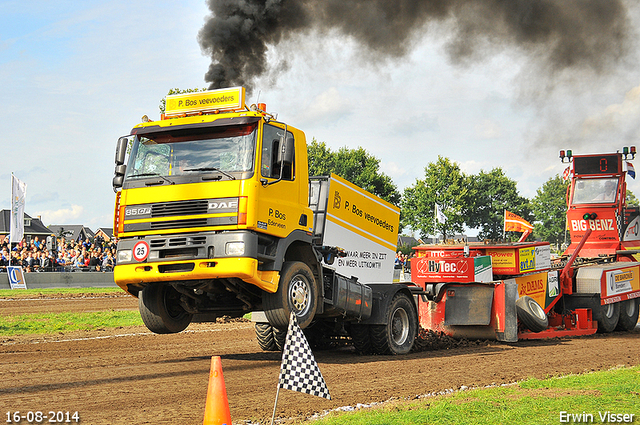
[319,174,400,284]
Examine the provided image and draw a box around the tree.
[401,156,469,240]
[466,168,532,241]
[307,139,400,205]
[530,174,570,246]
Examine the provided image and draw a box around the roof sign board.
[164,87,246,116]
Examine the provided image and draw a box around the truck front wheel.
[138,284,193,334]
[263,261,318,330]
[370,293,417,355]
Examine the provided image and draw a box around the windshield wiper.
[183,167,236,180]
[131,173,175,185]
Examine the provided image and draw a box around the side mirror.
[113,137,129,191]
[112,174,124,190]
[115,136,128,165]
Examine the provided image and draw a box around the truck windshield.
[572,178,618,204]
[124,124,256,181]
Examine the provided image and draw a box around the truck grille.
[150,236,207,248]
[123,198,238,232]
[152,200,209,217]
[150,218,209,230]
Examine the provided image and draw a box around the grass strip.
[312,366,640,425]
[0,311,143,335]
[0,287,122,298]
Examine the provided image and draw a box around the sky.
[2,1,640,234]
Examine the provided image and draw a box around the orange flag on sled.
[504,210,533,233]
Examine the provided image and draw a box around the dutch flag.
[627,162,636,179]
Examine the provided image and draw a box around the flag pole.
[270,385,282,425]
[433,204,437,244]
[503,210,506,241]
[8,173,12,268]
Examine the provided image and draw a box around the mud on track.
[1,295,639,424]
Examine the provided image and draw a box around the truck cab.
[562,148,640,259]
[112,88,321,332]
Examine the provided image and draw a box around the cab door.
[255,123,304,238]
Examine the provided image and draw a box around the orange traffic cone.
[203,356,232,425]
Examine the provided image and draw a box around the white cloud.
[581,84,640,140]
[35,205,85,226]
[475,119,502,139]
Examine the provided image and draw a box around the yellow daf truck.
[112,87,418,354]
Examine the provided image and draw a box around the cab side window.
[261,124,294,180]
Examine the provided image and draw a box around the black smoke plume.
[198,0,633,94]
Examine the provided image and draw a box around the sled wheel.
[516,296,548,333]
[596,302,620,333]
[615,299,638,331]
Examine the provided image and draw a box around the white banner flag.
[10,174,27,243]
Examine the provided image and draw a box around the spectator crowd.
[0,235,117,273]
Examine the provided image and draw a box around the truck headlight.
[118,250,132,263]
[225,241,245,256]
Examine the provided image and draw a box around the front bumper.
[114,231,279,294]
[115,256,279,294]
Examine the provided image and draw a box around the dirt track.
[1,294,639,425]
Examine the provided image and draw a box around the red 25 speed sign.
[133,241,150,262]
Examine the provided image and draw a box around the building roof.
[0,210,53,237]
[95,227,115,239]
[398,235,419,247]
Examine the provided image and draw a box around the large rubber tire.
[255,323,287,351]
[370,293,417,355]
[350,324,372,355]
[263,261,318,330]
[273,326,287,351]
[516,296,548,333]
[615,299,639,331]
[595,302,620,333]
[138,284,192,334]
[255,323,278,351]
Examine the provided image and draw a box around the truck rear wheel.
[615,299,639,331]
[370,293,417,355]
[263,261,318,330]
[255,323,278,351]
[138,284,192,334]
[350,324,372,355]
[516,296,548,333]
[255,323,287,351]
[595,302,620,333]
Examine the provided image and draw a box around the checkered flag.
[277,313,331,400]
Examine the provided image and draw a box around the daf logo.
[125,207,151,216]
[208,201,238,210]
